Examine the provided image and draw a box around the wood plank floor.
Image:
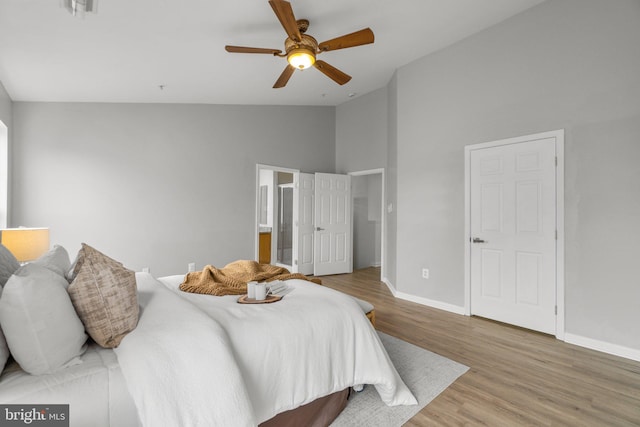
[321,267,640,427]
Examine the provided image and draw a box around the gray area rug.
[331,332,469,427]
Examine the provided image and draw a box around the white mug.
[247,281,257,299]
[255,283,267,300]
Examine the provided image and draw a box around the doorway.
[255,166,354,276]
[349,169,385,280]
[464,130,565,338]
[255,165,298,270]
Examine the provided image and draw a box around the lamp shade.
[1,228,50,262]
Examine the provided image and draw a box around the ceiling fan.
[225,0,374,88]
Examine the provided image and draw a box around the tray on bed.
[237,294,283,304]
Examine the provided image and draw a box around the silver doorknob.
[472,237,487,243]
[315,227,325,231]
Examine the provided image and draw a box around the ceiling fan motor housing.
[285,34,318,55]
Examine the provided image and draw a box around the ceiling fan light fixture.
[287,48,316,70]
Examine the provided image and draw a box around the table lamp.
[0,227,50,263]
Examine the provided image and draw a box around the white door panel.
[470,137,556,334]
[295,173,315,275]
[314,173,351,276]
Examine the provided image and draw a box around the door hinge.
[555,305,557,315]
[555,230,558,240]
[555,156,558,167]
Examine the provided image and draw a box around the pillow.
[0,285,9,373]
[68,244,139,348]
[0,327,9,373]
[31,244,72,280]
[0,263,88,375]
[0,244,19,373]
[0,243,20,287]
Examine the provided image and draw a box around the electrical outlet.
[422,268,429,279]
[142,267,150,273]
[188,262,196,272]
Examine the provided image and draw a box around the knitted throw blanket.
[179,260,321,296]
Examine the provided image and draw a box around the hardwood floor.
[321,267,640,427]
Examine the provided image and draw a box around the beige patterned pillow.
[68,244,139,348]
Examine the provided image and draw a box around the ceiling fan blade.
[318,28,374,52]
[273,65,296,88]
[269,0,302,42]
[225,45,282,55]
[313,60,352,85]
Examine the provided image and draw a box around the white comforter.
[118,272,416,426]
[115,273,256,427]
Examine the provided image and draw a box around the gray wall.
[386,74,399,287]
[11,102,335,276]
[335,87,388,174]
[335,86,390,279]
[393,0,640,350]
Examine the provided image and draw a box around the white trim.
[255,164,299,262]
[0,121,7,228]
[381,277,397,296]
[348,168,386,280]
[564,333,640,362]
[464,147,471,316]
[555,134,565,340]
[464,129,565,339]
[395,291,466,316]
[349,168,385,177]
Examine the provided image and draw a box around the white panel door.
[294,173,315,275]
[470,137,557,334]
[314,173,352,276]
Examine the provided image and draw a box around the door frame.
[463,130,565,340]
[348,168,385,280]
[255,164,299,264]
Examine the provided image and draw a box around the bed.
[0,244,416,426]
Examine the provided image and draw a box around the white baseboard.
[381,277,465,315]
[395,292,466,315]
[381,277,397,296]
[564,333,640,362]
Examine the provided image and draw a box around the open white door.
[313,173,352,276]
[294,173,315,275]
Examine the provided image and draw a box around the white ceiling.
[0,0,545,106]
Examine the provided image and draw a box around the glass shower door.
[277,184,294,267]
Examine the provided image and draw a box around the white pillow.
[31,244,72,281]
[0,264,88,375]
